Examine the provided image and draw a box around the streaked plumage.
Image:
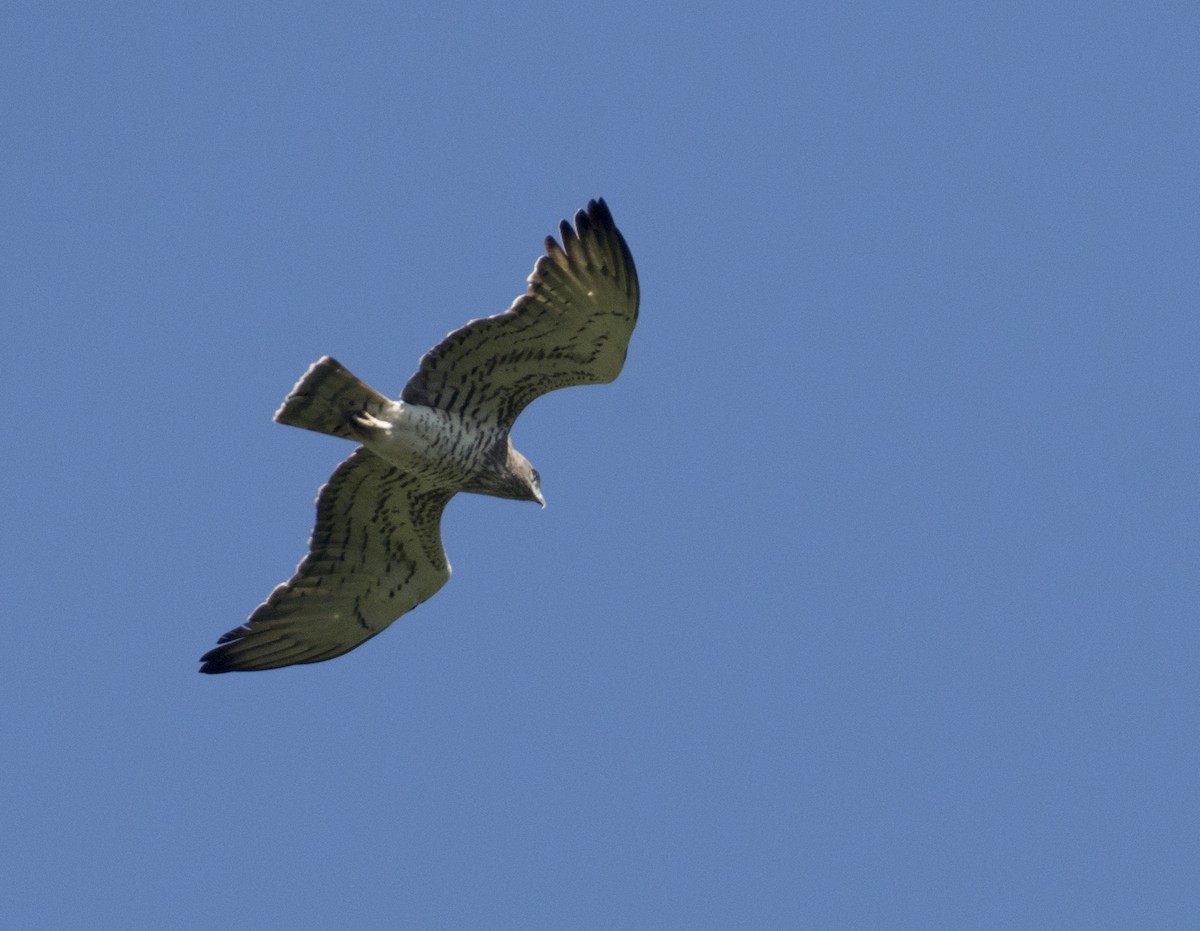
[200,199,638,673]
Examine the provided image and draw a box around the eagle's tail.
[274,356,392,441]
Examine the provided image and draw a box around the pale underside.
[200,199,638,672]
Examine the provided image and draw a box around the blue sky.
[3,2,1197,927]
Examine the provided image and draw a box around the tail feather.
[274,356,392,440]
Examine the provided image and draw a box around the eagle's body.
[200,199,638,673]
[281,363,530,497]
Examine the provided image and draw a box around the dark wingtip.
[198,626,249,673]
[558,216,579,251]
[557,198,621,263]
[198,646,235,674]
[585,197,613,227]
[570,197,636,306]
[575,198,614,236]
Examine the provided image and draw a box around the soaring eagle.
[200,199,639,673]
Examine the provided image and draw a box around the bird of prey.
[200,199,639,673]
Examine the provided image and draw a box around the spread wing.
[400,198,639,430]
[200,449,455,673]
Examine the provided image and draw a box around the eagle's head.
[505,447,545,507]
